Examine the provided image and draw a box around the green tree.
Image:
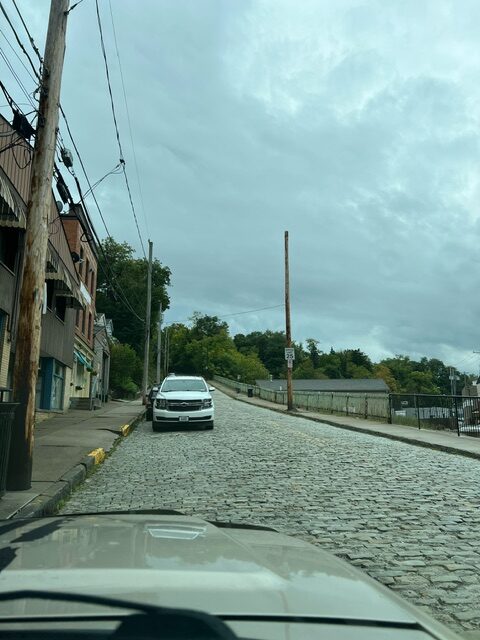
[109,342,142,398]
[96,238,170,356]
[292,360,327,379]
[305,338,321,368]
[380,355,416,390]
[373,363,398,391]
[317,349,342,378]
[190,313,228,340]
[165,323,193,375]
[234,330,287,377]
[403,370,440,394]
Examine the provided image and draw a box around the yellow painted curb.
[88,448,105,464]
[120,424,130,437]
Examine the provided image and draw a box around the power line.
[59,105,113,240]
[70,170,145,324]
[94,0,147,258]
[108,0,150,238]
[0,26,38,84]
[167,304,285,325]
[0,3,146,321]
[452,353,478,369]
[10,0,43,65]
[0,45,37,109]
[66,0,86,14]
[95,0,123,160]
[80,161,123,200]
[0,1,40,79]
[54,109,144,321]
[219,304,285,319]
[4,0,147,267]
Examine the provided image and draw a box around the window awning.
[74,350,91,368]
[45,245,59,273]
[45,244,84,310]
[0,171,26,229]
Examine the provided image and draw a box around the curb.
[215,383,480,462]
[120,410,145,437]
[10,408,146,520]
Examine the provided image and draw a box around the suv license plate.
[179,416,189,422]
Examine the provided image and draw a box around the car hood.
[158,391,211,400]
[0,513,455,637]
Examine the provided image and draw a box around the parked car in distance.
[145,385,159,421]
[153,375,214,431]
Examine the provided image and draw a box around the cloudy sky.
[3,0,480,371]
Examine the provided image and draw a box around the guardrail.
[213,376,389,420]
[214,376,480,437]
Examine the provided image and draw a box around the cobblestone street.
[61,390,480,633]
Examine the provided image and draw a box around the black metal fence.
[390,394,480,436]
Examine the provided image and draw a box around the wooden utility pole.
[142,240,153,403]
[156,302,162,383]
[285,231,294,411]
[6,0,70,491]
[164,327,169,377]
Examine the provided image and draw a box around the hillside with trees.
[166,316,474,394]
[95,240,474,396]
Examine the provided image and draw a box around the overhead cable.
[94,0,147,258]
[0,1,40,78]
[108,0,150,237]
[10,0,43,65]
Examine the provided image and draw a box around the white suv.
[152,375,215,431]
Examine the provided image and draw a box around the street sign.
[285,347,295,361]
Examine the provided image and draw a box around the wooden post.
[142,240,153,403]
[285,231,294,411]
[6,0,70,490]
[156,302,162,383]
[164,327,170,376]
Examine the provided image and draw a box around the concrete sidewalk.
[1,400,145,519]
[215,382,480,461]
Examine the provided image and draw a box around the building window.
[51,360,64,410]
[55,295,66,322]
[88,312,92,340]
[46,280,54,310]
[85,259,90,286]
[0,228,19,272]
[79,247,84,276]
[81,309,86,334]
[90,270,95,295]
[0,311,6,386]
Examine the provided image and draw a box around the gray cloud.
[5,0,480,370]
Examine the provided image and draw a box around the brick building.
[62,204,99,408]
[0,113,83,411]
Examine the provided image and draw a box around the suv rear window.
[161,379,208,392]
